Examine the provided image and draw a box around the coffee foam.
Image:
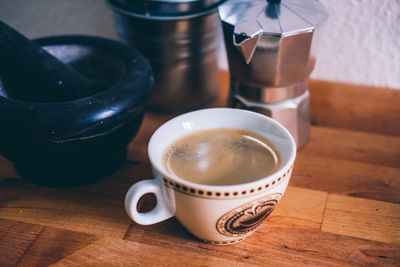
[163,128,280,186]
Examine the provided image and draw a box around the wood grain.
[291,153,400,203]
[270,187,327,229]
[252,226,400,267]
[301,126,400,169]
[0,164,154,238]
[53,229,400,267]
[121,186,400,266]
[1,185,399,266]
[0,218,96,267]
[0,218,44,266]
[121,217,400,266]
[322,194,400,245]
[309,80,400,136]
[54,238,245,267]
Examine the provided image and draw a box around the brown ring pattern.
[162,164,293,199]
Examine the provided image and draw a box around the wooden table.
[1,72,399,266]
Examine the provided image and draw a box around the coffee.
[163,128,280,186]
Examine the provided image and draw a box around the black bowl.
[0,35,153,186]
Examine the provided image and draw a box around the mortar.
[0,35,153,186]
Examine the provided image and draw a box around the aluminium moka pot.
[219,0,328,148]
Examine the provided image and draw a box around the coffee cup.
[125,108,296,245]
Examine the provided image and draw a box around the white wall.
[310,0,400,89]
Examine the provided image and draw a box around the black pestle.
[0,20,106,102]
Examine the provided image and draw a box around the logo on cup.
[216,193,282,237]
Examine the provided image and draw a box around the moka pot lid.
[219,0,328,63]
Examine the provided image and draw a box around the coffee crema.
[163,128,281,186]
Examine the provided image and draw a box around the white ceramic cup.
[125,108,296,245]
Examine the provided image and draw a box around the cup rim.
[148,108,296,193]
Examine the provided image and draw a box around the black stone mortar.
[0,35,153,187]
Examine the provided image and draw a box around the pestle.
[0,20,107,102]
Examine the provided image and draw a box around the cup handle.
[125,179,173,225]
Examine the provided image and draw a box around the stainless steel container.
[219,0,328,148]
[107,0,225,113]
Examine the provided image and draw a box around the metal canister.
[107,0,225,113]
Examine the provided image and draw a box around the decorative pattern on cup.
[216,193,282,237]
[161,165,293,199]
[201,238,246,245]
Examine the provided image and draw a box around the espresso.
[163,128,280,186]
